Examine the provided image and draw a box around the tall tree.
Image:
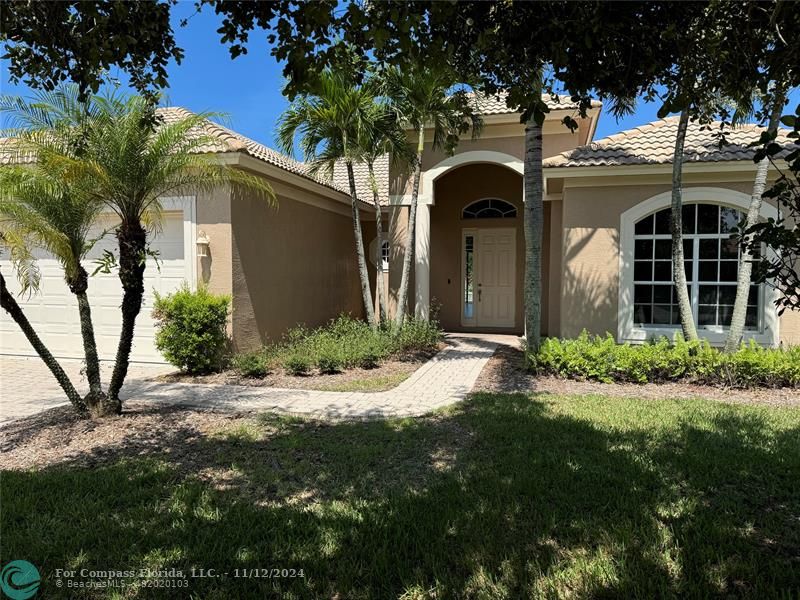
[0,128,111,414]
[356,100,410,323]
[1,1,183,100]
[740,104,800,313]
[8,89,276,414]
[380,65,480,326]
[669,108,699,340]
[277,71,377,325]
[725,88,787,351]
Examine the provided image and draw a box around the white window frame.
[380,240,390,270]
[618,187,779,346]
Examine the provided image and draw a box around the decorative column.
[414,202,431,320]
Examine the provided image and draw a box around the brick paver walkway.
[1,334,519,423]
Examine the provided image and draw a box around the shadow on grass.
[2,393,799,598]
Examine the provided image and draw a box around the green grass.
[314,372,411,392]
[3,393,800,598]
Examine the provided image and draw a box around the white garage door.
[1,206,194,363]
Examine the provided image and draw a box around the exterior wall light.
[196,231,211,257]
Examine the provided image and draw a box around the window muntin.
[633,203,760,330]
[380,240,390,270]
[462,198,517,219]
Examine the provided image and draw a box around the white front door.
[462,228,516,328]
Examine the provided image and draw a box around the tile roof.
[0,107,369,201]
[543,116,793,168]
[469,91,602,116]
[156,107,354,196]
[332,154,390,206]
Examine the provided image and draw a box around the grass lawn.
[315,372,411,392]
[2,393,799,598]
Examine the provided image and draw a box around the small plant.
[232,350,269,378]
[358,351,381,369]
[317,353,343,374]
[152,284,230,374]
[532,330,800,388]
[285,354,311,376]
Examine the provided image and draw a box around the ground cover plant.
[533,331,800,388]
[2,392,798,598]
[232,314,442,378]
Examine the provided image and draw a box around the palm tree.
[1,89,111,415]
[724,84,787,352]
[277,71,378,325]
[356,100,411,323]
[0,156,111,414]
[4,87,276,414]
[381,65,481,326]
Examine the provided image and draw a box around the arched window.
[462,198,517,219]
[633,203,761,329]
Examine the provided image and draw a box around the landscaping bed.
[476,345,800,407]
[155,314,444,391]
[156,350,437,392]
[531,331,800,389]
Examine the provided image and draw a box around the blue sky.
[2,2,797,155]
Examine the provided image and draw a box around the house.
[1,108,381,362]
[1,98,797,364]
[385,99,798,348]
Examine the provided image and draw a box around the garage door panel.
[1,210,189,363]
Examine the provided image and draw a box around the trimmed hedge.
[153,285,230,374]
[232,314,442,378]
[531,331,800,388]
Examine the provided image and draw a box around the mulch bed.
[153,347,442,391]
[0,401,248,471]
[473,345,800,407]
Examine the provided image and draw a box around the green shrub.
[358,351,381,370]
[317,352,343,374]
[232,350,269,378]
[532,330,800,388]
[152,285,230,374]
[284,354,311,376]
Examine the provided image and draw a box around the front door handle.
[478,283,482,302]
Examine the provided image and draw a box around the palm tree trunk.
[1,269,88,416]
[368,162,388,323]
[395,128,425,326]
[106,220,147,412]
[68,266,104,396]
[671,108,699,341]
[346,160,377,326]
[523,115,544,351]
[724,90,785,352]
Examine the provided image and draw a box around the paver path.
[1,334,519,423]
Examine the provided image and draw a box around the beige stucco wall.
[557,177,799,345]
[197,174,372,352]
[390,119,586,197]
[195,186,234,333]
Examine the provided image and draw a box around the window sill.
[621,326,777,347]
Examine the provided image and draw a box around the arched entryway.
[428,162,528,333]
